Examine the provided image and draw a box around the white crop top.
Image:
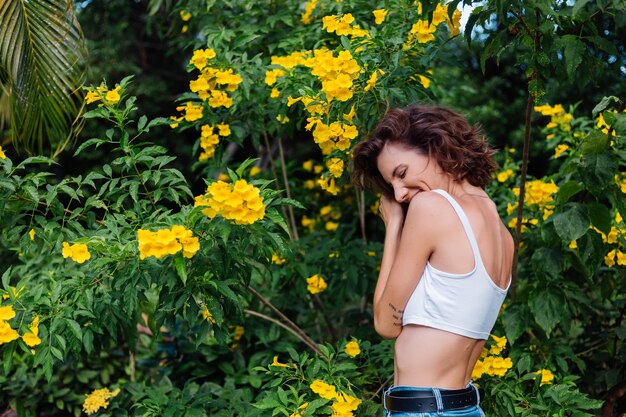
[402,189,510,340]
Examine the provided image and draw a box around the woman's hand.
[379,194,406,227]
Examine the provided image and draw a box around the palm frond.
[0,0,87,155]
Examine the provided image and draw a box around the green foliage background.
[1,0,625,416]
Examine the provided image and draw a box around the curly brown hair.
[352,104,498,197]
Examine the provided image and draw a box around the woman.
[352,104,513,416]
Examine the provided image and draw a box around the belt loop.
[383,386,391,411]
[432,387,444,415]
[473,382,481,405]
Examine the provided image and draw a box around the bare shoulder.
[405,191,454,228]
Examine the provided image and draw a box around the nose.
[394,186,408,203]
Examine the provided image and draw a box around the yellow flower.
[310,379,338,400]
[373,9,388,24]
[617,251,626,266]
[85,90,100,104]
[270,355,290,367]
[306,274,328,294]
[605,249,617,267]
[496,169,513,183]
[190,48,216,70]
[200,305,216,323]
[488,334,507,355]
[417,74,431,89]
[569,240,577,249]
[176,102,204,122]
[301,0,318,24]
[249,166,262,176]
[0,305,16,321]
[180,9,192,21]
[270,88,280,98]
[82,387,120,415]
[554,144,569,158]
[217,123,231,137]
[325,221,339,232]
[0,146,5,159]
[327,158,344,177]
[0,320,19,345]
[22,315,41,347]
[534,369,555,386]
[272,253,286,265]
[344,340,361,357]
[104,86,121,105]
[29,229,35,241]
[62,242,91,264]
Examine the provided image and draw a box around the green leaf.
[580,153,617,192]
[502,303,531,344]
[586,202,612,234]
[556,181,585,204]
[561,35,585,80]
[531,247,563,279]
[572,0,593,16]
[174,255,187,285]
[553,203,590,241]
[0,0,86,154]
[592,96,620,117]
[65,318,83,343]
[529,287,565,336]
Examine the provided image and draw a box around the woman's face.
[376,142,441,203]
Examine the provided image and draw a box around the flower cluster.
[322,14,370,39]
[82,387,121,415]
[84,84,122,105]
[194,179,266,225]
[507,179,559,228]
[199,123,231,160]
[535,104,573,131]
[310,380,362,417]
[171,48,242,131]
[404,3,461,49]
[311,120,359,155]
[301,0,318,24]
[344,340,361,357]
[599,212,626,266]
[309,49,362,102]
[137,225,200,260]
[0,305,41,347]
[62,242,91,264]
[472,335,513,379]
[306,274,328,294]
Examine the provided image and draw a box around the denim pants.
[383,382,485,417]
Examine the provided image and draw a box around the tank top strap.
[431,189,483,267]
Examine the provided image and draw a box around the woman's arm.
[373,192,441,339]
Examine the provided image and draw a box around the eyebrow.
[391,164,406,178]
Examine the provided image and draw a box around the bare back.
[394,191,513,388]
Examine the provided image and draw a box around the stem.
[247,286,320,353]
[132,161,157,212]
[262,132,293,240]
[276,136,300,241]
[244,309,323,356]
[129,350,136,382]
[510,91,533,300]
[312,294,338,342]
